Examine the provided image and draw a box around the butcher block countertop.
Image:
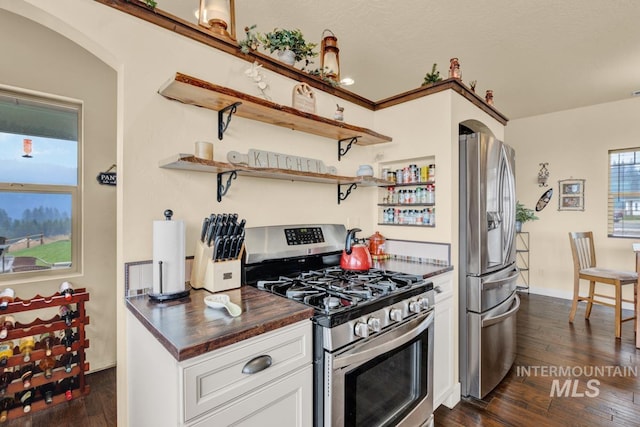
[126,286,314,361]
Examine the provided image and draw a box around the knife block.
[203,258,241,293]
[190,240,213,289]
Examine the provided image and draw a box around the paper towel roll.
[152,219,186,295]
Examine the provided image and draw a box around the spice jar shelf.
[0,289,90,421]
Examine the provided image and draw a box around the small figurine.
[449,57,461,79]
[469,80,477,93]
[485,89,494,106]
[334,104,344,121]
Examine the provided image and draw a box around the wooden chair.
[568,231,637,338]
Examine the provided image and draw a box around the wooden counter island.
[126,286,315,427]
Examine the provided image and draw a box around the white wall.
[0,8,117,372]
[506,97,640,302]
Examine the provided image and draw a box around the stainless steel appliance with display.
[243,224,435,427]
[459,132,520,399]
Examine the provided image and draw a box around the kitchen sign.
[227,149,337,174]
[96,164,117,186]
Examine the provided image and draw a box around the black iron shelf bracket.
[337,183,358,204]
[338,136,360,161]
[218,102,242,140]
[216,171,238,202]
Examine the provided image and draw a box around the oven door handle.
[333,310,434,370]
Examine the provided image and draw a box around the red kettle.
[340,228,373,271]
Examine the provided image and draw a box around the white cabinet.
[127,313,313,427]
[432,271,460,409]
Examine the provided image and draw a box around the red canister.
[368,231,386,257]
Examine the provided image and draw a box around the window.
[0,88,81,278]
[608,148,640,238]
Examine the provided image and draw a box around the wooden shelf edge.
[158,73,392,146]
[159,154,392,186]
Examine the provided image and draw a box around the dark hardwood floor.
[4,293,638,426]
[435,292,640,427]
[4,367,115,427]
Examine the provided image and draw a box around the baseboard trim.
[525,286,634,311]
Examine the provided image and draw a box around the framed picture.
[558,179,585,211]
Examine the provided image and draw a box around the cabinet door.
[188,365,312,427]
[183,321,312,422]
[434,294,454,409]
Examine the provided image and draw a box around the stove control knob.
[354,321,370,338]
[418,297,430,310]
[409,300,422,314]
[389,308,403,322]
[367,317,381,333]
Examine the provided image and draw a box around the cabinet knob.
[242,355,272,375]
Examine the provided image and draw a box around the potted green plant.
[258,28,317,68]
[421,63,443,86]
[515,201,538,232]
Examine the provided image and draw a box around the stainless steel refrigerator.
[459,132,520,399]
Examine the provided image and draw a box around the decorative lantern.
[485,90,494,106]
[22,138,32,158]
[448,58,461,79]
[320,29,340,82]
[198,0,236,41]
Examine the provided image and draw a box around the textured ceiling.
[161,0,640,119]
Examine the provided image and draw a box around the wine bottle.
[18,336,35,362]
[39,332,54,357]
[60,353,73,373]
[0,397,13,423]
[39,381,56,405]
[0,368,13,396]
[0,316,14,340]
[59,281,75,301]
[20,362,34,389]
[18,388,34,413]
[0,289,14,310]
[0,343,13,367]
[58,376,76,401]
[61,329,75,352]
[59,305,75,327]
[38,354,56,379]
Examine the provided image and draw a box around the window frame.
[608,147,640,239]
[0,86,82,282]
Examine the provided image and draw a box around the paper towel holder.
[148,209,191,302]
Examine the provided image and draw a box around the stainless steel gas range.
[243,224,435,427]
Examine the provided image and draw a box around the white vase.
[277,49,296,66]
[515,221,522,233]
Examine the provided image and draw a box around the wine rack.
[0,288,90,421]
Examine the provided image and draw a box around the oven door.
[326,310,434,427]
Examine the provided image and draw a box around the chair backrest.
[569,231,597,272]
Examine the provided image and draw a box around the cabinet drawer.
[183,321,312,422]
[188,365,312,427]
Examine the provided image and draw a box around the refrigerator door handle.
[482,294,520,327]
[481,268,520,291]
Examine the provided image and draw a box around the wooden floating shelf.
[159,154,392,187]
[158,73,393,146]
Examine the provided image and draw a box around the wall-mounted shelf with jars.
[159,154,392,204]
[157,73,395,203]
[377,158,436,227]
